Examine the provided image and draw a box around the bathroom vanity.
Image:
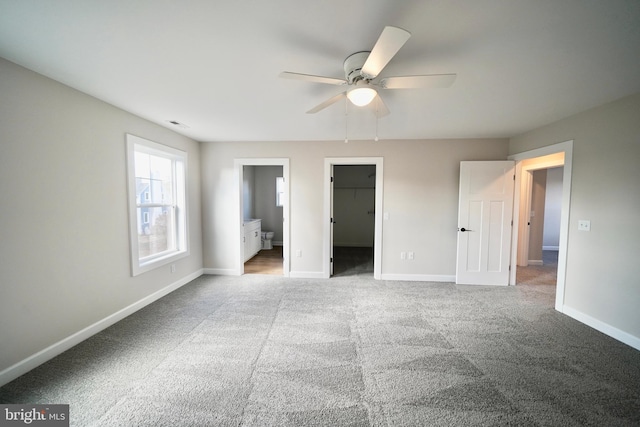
[243,219,262,262]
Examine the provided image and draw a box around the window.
[276,176,285,207]
[126,134,188,276]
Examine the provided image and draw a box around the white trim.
[324,157,383,280]
[235,158,290,278]
[380,274,456,282]
[0,269,203,387]
[508,140,573,312]
[528,260,543,266]
[562,306,640,351]
[289,271,326,279]
[543,246,560,251]
[202,268,239,276]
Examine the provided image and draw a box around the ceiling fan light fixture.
[347,82,377,107]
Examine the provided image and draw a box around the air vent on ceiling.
[166,120,189,129]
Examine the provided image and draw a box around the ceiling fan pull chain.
[375,98,380,142]
[344,97,349,143]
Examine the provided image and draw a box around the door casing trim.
[509,140,573,312]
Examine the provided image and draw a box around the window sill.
[132,249,188,276]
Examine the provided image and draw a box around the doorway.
[509,141,573,312]
[324,157,383,279]
[236,159,290,276]
[516,166,563,306]
[332,165,376,276]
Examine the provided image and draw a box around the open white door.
[330,165,335,276]
[456,161,515,285]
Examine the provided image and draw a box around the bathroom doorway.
[236,159,290,276]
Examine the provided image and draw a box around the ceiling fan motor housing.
[343,51,370,84]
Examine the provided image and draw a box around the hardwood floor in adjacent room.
[244,246,283,275]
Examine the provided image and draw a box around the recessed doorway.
[509,141,572,312]
[332,165,376,277]
[324,157,383,279]
[236,159,290,276]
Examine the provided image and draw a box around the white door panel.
[457,161,515,285]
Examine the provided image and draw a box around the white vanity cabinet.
[243,219,262,262]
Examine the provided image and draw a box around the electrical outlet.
[578,220,591,231]
[408,252,414,260]
[400,252,406,260]
[296,250,302,257]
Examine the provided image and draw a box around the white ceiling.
[1,0,639,142]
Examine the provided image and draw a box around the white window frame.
[126,134,188,276]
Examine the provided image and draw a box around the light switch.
[578,220,591,231]
[383,212,389,220]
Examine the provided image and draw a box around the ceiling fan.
[280,26,456,116]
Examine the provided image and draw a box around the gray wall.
[334,165,376,247]
[528,169,547,262]
[242,166,284,244]
[543,167,563,249]
[510,92,640,343]
[254,166,284,244]
[242,165,255,220]
[201,138,509,277]
[0,58,203,379]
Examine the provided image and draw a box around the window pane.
[134,152,151,179]
[137,207,174,259]
[135,178,151,204]
[150,155,172,204]
[149,177,167,204]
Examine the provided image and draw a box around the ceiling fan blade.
[372,94,390,117]
[361,26,411,79]
[306,92,346,114]
[280,71,346,85]
[380,74,457,89]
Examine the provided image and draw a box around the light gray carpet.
[516,251,559,287]
[1,273,639,426]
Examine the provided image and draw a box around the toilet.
[261,231,274,250]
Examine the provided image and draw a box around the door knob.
[459,227,472,232]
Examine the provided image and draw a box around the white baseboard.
[380,273,455,282]
[561,305,640,351]
[0,269,203,388]
[543,246,559,251]
[528,260,543,266]
[289,271,326,279]
[202,268,239,275]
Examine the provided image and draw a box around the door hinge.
[330,257,333,263]
[330,176,334,183]
[513,175,516,180]
[509,265,511,271]
[330,217,333,223]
